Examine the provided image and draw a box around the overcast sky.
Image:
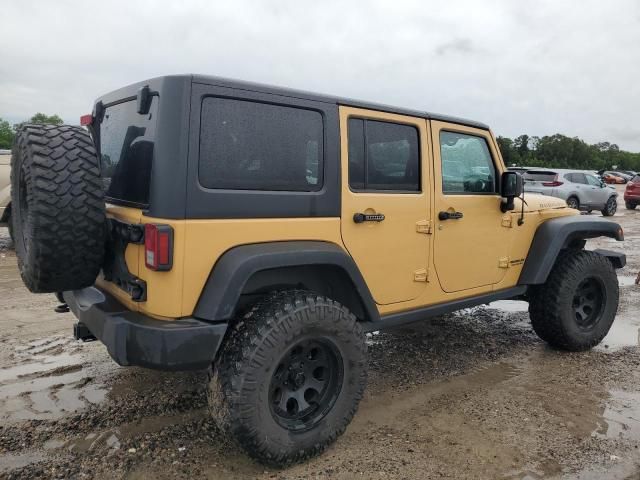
[1,0,640,150]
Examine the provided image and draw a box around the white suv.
[523,169,618,216]
[0,149,11,231]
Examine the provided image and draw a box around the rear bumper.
[623,192,640,202]
[63,287,227,371]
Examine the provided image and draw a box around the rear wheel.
[528,250,618,351]
[566,196,579,210]
[208,290,367,466]
[601,197,617,216]
[626,201,637,210]
[11,124,105,293]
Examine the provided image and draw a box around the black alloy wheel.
[269,338,343,432]
[572,277,605,331]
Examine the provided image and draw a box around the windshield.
[99,98,157,206]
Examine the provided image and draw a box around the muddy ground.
[1,191,640,479]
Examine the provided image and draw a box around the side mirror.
[500,171,523,212]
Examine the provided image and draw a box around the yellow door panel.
[339,107,431,305]
[431,121,511,293]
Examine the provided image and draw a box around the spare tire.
[11,124,106,293]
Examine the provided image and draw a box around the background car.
[602,172,626,184]
[624,174,640,209]
[604,171,631,183]
[0,149,11,235]
[523,169,618,216]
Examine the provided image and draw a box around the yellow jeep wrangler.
[11,75,625,466]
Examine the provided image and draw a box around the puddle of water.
[595,309,640,352]
[0,451,46,474]
[0,337,109,422]
[487,300,529,313]
[0,352,83,382]
[618,275,638,287]
[594,389,640,441]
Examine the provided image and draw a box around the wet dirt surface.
[1,190,640,479]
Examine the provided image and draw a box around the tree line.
[497,134,640,172]
[0,114,64,149]
[2,114,639,173]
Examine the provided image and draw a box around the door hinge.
[501,215,513,228]
[416,220,433,234]
[414,268,429,282]
[498,257,510,269]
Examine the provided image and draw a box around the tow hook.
[73,322,96,342]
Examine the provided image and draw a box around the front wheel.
[528,250,619,351]
[626,201,637,210]
[208,290,367,467]
[601,197,617,216]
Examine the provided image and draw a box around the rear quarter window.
[199,98,323,191]
[100,98,157,206]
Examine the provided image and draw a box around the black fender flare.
[518,215,625,285]
[193,241,380,322]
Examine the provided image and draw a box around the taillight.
[80,114,93,126]
[542,175,563,187]
[144,224,173,271]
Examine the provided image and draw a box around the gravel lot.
[1,189,639,479]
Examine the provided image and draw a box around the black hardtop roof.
[192,74,490,130]
[96,74,490,131]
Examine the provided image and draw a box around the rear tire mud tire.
[528,250,618,351]
[11,124,105,293]
[208,290,367,467]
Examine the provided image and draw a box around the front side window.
[586,174,602,186]
[199,98,323,191]
[348,118,420,192]
[440,131,496,194]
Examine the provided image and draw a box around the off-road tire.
[208,290,367,467]
[528,250,618,351]
[601,196,617,216]
[566,196,579,210]
[11,124,105,293]
[626,201,637,210]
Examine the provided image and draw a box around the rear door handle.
[353,212,385,223]
[438,211,463,220]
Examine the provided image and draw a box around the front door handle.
[353,212,385,223]
[438,211,463,220]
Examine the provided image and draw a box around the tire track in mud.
[0,336,108,423]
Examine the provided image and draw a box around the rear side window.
[100,98,157,206]
[566,173,587,184]
[440,131,496,194]
[523,171,557,182]
[199,98,323,191]
[348,118,420,192]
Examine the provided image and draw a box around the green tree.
[0,118,14,149]
[13,113,64,131]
